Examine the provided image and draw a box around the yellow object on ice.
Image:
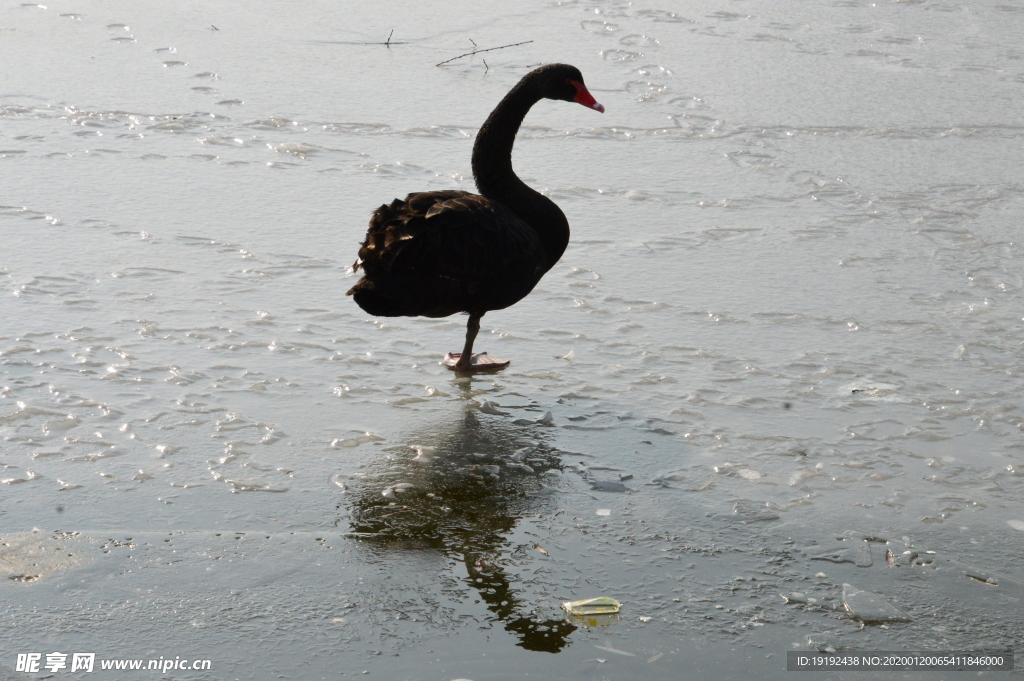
[561,597,621,616]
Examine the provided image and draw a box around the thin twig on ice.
[436,40,533,67]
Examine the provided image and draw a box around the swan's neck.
[471,79,569,270]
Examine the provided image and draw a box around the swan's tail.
[347,275,465,318]
[346,279,410,317]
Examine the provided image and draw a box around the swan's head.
[534,64,605,113]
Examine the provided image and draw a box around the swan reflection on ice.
[343,408,578,653]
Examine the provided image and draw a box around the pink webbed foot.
[443,352,510,372]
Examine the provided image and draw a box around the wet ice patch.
[0,531,92,583]
[331,432,385,448]
[513,411,554,426]
[808,536,873,567]
[729,500,780,522]
[842,584,911,623]
[841,382,901,400]
[210,471,288,493]
[589,480,629,493]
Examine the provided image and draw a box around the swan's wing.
[355,190,544,288]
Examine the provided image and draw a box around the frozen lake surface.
[2,0,1024,678]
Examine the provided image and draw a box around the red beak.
[569,80,605,113]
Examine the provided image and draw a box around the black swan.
[346,63,604,372]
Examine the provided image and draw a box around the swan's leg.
[445,312,510,372]
[454,313,482,371]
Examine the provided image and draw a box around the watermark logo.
[15,653,209,673]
